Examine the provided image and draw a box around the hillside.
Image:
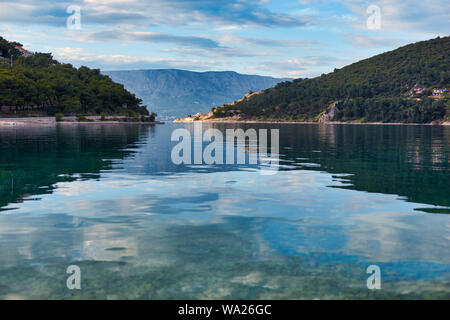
[104,69,289,119]
[0,36,148,116]
[209,36,450,123]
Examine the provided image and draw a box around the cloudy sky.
[0,0,448,78]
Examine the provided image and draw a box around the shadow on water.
[1,123,448,210]
[0,124,153,210]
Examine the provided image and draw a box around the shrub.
[76,114,92,122]
[55,113,64,122]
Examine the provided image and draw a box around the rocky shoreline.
[174,117,450,126]
[174,110,449,126]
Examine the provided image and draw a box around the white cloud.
[343,34,407,48]
[217,34,324,49]
[1,0,447,76]
[250,55,345,78]
[340,0,449,35]
[0,0,312,28]
[50,46,220,71]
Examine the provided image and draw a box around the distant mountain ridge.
[103,69,290,118]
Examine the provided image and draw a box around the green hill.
[211,36,450,123]
[0,36,148,116]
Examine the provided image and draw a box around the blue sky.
[0,0,448,78]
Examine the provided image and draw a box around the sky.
[0,0,448,78]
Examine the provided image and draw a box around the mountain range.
[104,69,289,119]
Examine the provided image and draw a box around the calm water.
[0,123,449,299]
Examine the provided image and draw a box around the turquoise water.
[0,123,449,299]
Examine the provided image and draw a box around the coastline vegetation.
[0,36,149,117]
[51,112,158,123]
[210,36,450,123]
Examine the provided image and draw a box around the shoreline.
[2,117,448,126]
[174,119,450,126]
[0,116,164,126]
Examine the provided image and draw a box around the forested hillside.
[0,36,148,116]
[211,36,450,123]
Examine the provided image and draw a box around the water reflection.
[0,123,449,299]
[0,124,151,209]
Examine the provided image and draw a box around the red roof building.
[14,45,34,57]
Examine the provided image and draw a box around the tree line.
[212,36,449,123]
[0,36,149,116]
